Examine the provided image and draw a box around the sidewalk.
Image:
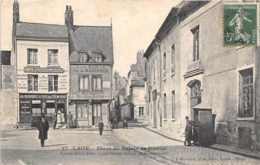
[144,126,260,160]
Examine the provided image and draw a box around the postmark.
[224,3,258,46]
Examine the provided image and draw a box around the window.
[27,49,38,64]
[94,52,103,62]
[163,53,166,70]
[239,68,253,117]
[32,100,41,116]
[48,49,58,65]
[80,52,88,62]
[164,93,167,118]
[191,26,199,61]
[92,76,102,90]
[46,100,55,116]
[79,75,89,90]
[172,90,175,119]
[48,75,58,91]
[76,104,89,119]
[171,45,175,73]
[139,107,144,116]
[28,75,38,91]
[93,104,101,117]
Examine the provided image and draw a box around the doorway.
[188,80,201,120]
[92,103,102,126]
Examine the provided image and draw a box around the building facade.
[12,1,70,126]
[144,0,260,150]
[66,6,114,127]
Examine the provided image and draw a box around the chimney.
[65,5,74,30]
[13,0,19,24]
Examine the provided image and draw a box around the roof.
[69,26,114,64]
[193,102,212,110]
[16,22,68,41]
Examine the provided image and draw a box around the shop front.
[19,93,67,127]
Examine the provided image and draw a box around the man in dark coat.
[98,120,104,136]
[184,116,192,146]
[123,117,128,129]
[38,116,49,147]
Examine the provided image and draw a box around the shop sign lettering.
[24,67,64,73]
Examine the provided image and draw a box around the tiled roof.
[69,26,114,64]
[16,22,68,39]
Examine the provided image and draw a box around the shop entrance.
[188,80,201,120]
[92,103,102,126]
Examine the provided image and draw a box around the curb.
[144,126,260,160]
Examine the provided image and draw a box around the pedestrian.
[112,117,117,129]
[98,120,104,135]
[52,112,57,129]
[37,116,49,147]
[184,116,192,146]
[123,117,128,129]
[67,112,73,128]
[61,108,65,123]
[57,109,61,127]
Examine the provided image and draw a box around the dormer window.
[93,48,104,63]
[95,53,102,62]
[80,52,88,62]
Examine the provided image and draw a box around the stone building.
[144,0,260,150]
[12,0,70,126]
[67,6,114,127]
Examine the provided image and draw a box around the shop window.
[191,26,199,61]
[32,100,41,116]
[171,45,175,73]
[164,93,167,119]
[76,104,89,119]
[92,76,102,90]
[172,90,175,119]
[28,75,38,91]
[139,107,144,116]
[48,75,58,91]
[48,49,58,65]
[79,75,89,90]
[239,68,253,117]
[80,52,88,62]
[27,49,38,65]
[46,100,55,116]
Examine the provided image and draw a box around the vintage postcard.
[0,0,260,164]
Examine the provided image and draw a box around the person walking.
[67,112,73,128]
[38,116,49,147]
[52,112,57,129]
[57,109,62,127]
[123,117,128,129]
[98,120,104,136]
[184,116,192,146]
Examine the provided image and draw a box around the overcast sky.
[0,0,179,77]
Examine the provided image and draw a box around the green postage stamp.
[224,4,258,46]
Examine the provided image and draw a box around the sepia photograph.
[0,0,259,164]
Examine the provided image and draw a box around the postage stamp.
[224,4,258,46]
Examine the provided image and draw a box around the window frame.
[191,26,199,62]
[79,52,88,63]
[48,75,58,92]
[48,49,59,66]
[27,49,38,65]
[237,65,255,120]
[92,75,103,91]
[28,74,38,91]
[79,75,90,91]
[171,45,175,73]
